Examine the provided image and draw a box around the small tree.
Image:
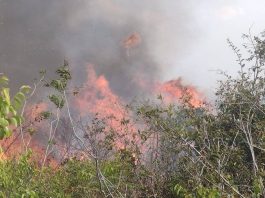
[0,74,30,139]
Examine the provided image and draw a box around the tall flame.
[75,65,137,149]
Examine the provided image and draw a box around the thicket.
[1,31,265,197]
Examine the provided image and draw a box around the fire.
[123,32,142,56]
[75,65,204,151]
[75,65,127,128]
[26,102,49,124]
[0,102,58,166]
[1,65,204,162]
[0,150,6,161]
[157,78,204,107]
[75,65,137,149]
[123,32,141,49]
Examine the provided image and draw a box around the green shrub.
[0,74,30,139]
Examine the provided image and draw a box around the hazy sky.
[170,0,265,93]
[1,0,265,97]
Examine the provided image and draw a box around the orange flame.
[157,78,204,107]
[2,63,204,162]
[123,32,141,49]
[75,65,137,149]
[26,102,49,124]
[0,102,58,166]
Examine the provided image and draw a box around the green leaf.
[4,127,12,137]
[14,115,23,125]
[13,98,22,110]
[49,94,65,108]
[8,117,18,127]
[9,106,17,115]
[20,85,31,94]
[14,92,26,102]
[13,92,25,110]
[0,75,9,85]
[2,88,10,105]
[0,128,5,139]
[2,104,10,116]
[0,118,9,127]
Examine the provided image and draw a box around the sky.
[1,0,265,99]
[172,0,265,93]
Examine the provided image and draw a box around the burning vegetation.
[0,22,207,195]
[2,30,265,197]
[158,78,204,107]
[0,61,204,167]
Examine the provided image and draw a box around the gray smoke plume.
[0,0,198,99]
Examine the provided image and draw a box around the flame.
[0,151,6,161]
[0,102,58,166]
[26,102,49,124]
[123,33,142,56]
[75,65,127,126]
[0,134,57,166]
[123,32,141,49]
[157,78,204,107]
[75,65,204,153]
[75,65,137,149]
[2,63,204,162]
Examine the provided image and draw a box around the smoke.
[0,0,198,99]
[0,1,205,160]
